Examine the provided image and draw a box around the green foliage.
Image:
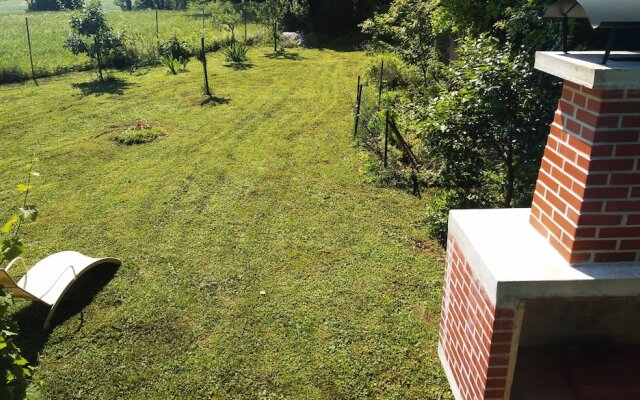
[359,0,563,245]
[65,1,127,80]
[0,10,265,84]
[361,0,445,87]
[158,35,191,61]
[208,0,241,42]
[0,161,39,400]
[0,290,31,400]
[27,0,83,11]
[223,41,248,63]
[421,35,556,208]
[160,54,185,74]
[364,53,419,91]
[257,0,307,52]
[158,35,191,73]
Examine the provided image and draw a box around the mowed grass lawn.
[0,47,452,399]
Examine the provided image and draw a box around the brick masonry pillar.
[439,235,518,400]
[530,82,640,264]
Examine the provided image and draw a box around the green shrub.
[364,54,419,91]
[421,35,555,208]
[0,290,31,400]
[112,124,162,145]
[160,54,187,75]
[223,42,249,63]
[158,36,192,63]
[0,161,39,400]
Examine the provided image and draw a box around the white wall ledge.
[535,51,640,90]
[449,208,640,308]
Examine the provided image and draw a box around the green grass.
[0,47,452,399]
[0,8,264,82]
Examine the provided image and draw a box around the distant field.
[0,0,120,12]
[0,7,264,82]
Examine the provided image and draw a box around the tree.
[361,0,445,87]
[65,1,125,81]
[209,0,241,43]
[258,0,307,53]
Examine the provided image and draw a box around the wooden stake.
[155,9,159,45]
[25,17,37,85]
[201,36,211,96]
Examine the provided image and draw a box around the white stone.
[281,32,304,47]
[449,208,640,308]
[535,51,640,90]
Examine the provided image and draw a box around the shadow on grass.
[200,95,231,106]
[12,263,120,364]
[265,51,304,61]
[223,62,254,71]
[71,77,135,97]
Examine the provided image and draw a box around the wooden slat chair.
[0,251,121,330]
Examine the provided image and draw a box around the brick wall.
[440,235,517,400]
[530,81,640,264]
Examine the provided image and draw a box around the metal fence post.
[378,59,384,109]
[384,110,389,168]
[354,77,363,137]
[25,17,37,85]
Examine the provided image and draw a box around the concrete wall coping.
[535,51,640,89]
[448,208,640,308]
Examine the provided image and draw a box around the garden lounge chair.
[0,251,121,330]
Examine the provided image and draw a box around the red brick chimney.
[530,80,640,264]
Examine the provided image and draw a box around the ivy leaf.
[2,215,19,235]
[18,206,38,223]
[2,238,25,262]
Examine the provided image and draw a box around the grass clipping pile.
[111,122,162,145]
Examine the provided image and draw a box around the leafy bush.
[0,291,31,400]
[160,54,187,74]
[364,54,419,91]
[223,42,249,63]
[112,123,162,145]
[158,36,192,62]
[0,161,40,400]
[361,0,446,89]
[421,35,556,208]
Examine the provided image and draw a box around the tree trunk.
[94,37,103,81]
[504,140,514,208]
[273,22,277,53]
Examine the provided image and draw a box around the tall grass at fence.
[0,10,264,83]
